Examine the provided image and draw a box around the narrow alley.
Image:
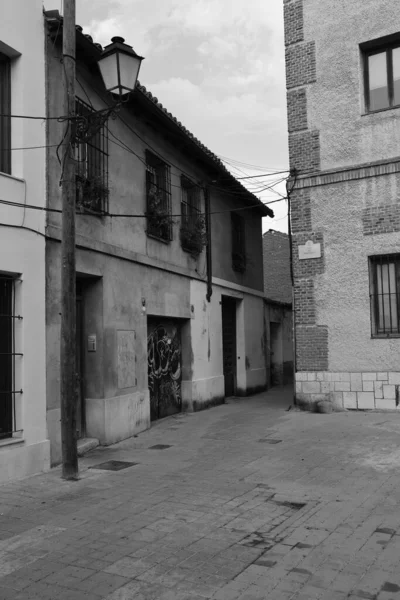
[0,388,400,599]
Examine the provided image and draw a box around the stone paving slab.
[2,387,400,598]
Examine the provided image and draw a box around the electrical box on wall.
[87,334,97,352]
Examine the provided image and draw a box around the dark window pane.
[393,47,400,106]
[369,52,389,110]
[0,53,11,174]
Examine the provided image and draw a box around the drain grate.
[258,439,282,444]
[89,460,139,471]
[149,444,172,450]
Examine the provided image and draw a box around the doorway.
[147,319,182,421]
[221,296,237,397]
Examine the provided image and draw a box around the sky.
[74,0,289,233]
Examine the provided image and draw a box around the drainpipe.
[286,168,298,405]
[205,186,213,302]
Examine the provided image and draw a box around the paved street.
[1,387,400,599]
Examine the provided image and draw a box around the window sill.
[371,334,400,339]
[146,232,171,245]
[0,434,24,448]
[76,206,107,218]
[181,244,203,257]
[362,104,400,117]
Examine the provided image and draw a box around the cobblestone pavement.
[2,387,400,599]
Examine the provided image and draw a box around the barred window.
[75,98,109,215]
[0,53,11,175]
[181,176,200,226]
[0,275,22,439]
[231,213,246,273]
[145,150,172,241]
[370,255,400,336]
[180,176,206,254]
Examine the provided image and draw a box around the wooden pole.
[60,0,78,479]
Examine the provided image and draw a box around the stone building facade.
[45,12,272,465]
[284,0,400,410]
[0,0,50,483]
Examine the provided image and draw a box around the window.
[181,176,201,226]
[363,42,400,112]
[145,151,172,241]
[231,213,246,273]
[75,98,109,214]
[370,255,400,336]
[0,275,22,439]
[180,176,205,254]
[0,53,11,174]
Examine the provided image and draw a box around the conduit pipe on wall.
[287,168,298,405]
[205,186,213,302]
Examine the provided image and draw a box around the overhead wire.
[77,80,290,189]
[0,193,286,219]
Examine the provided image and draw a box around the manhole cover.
[258,439,282,444]
[89,460,139,471]
[149,444,172,450]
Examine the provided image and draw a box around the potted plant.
[180,215,207,255]
[76,176,109,214]
[146,186,173,239]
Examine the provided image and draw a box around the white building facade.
[0,0,50,481]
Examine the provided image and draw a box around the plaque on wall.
[298,240,321,260]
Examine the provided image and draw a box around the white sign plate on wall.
[299,240,321,260]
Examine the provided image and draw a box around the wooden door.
[222,297,237,397]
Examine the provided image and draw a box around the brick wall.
[290,189,312,233]
[284,0,304,46]
[285,42,317,90]
[287,89,308,132]
[362,204,400,235]
[289,131,320,174]
[263,230,292,304]
[296,326,329,371]
[294,279,315,325]
[284,0,328,375]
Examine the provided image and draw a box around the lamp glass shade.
[118,52,142,94]
[97,53,119,93]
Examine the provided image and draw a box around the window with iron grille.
[145,150,172,241]
[370,255,400,336]
[75,98,109,215]
[0,275,22,439]
[231,213,246,273]
[180,176,205,254]
[0,53,11,175]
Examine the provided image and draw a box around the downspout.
[205,186,213,302]
[286,168,298,405]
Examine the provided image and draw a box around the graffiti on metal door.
[147,321,182,421]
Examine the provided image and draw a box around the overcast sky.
[75,0,289,233]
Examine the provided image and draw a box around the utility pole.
[60,0,78,479]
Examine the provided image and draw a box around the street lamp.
[97,36,144,98]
